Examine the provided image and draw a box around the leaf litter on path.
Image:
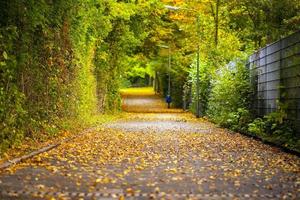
[0,87,299,199]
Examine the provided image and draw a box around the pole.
[163,5,201,117]
[168,46,171,96]
[196,15,200,118]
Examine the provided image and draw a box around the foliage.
[227,108,252,133]
[0,0,164,153]
[248,118,266,137]
[0,0,299,154]
[0,27,26,152]
[189,59,212,115]
[207,59,252,127]
[226,0,300,48]
[159,0,299,109]
[248,103,300,152]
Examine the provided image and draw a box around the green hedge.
[0,0,153,154]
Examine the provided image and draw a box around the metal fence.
[248,31,300,133]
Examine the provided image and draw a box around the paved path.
[0,88,299,199]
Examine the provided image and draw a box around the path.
[0,88,299,199]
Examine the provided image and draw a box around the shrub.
[248,118,266,137]
[227,108,252,132]
[207,59,252,128]
[248,107,299,152]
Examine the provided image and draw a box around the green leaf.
[3,51,8,60]
[0,61,6,66]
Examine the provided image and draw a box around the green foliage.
[207,59,252,127]
[227,108,252,133]
[165,0,299,152]
[0,0,162,153]
[248,118,266,137]
[189,60,212,115]
[248,103,299,152]
[1,0,299,154]
[248,116,300,152]
[123,55,154,87]
[0,26,26,153]
[226,0,300,47]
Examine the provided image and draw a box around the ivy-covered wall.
[0,0,158,153]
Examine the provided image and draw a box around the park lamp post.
[158,44,171,97]
[164,5,201,118]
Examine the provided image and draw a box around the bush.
[248,118,266,137]
[248,109,299,152]
[227,108,252,132]
[207,59,252,128]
